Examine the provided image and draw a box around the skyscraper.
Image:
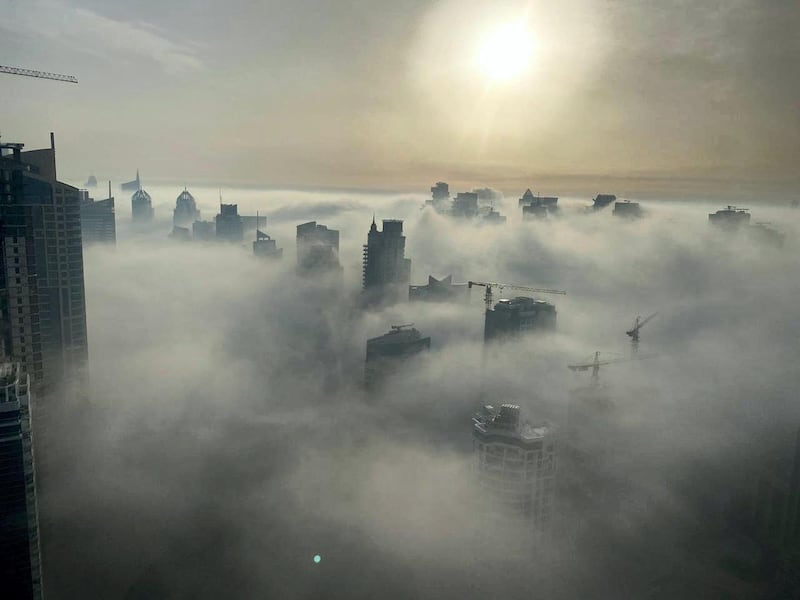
[362,218,411,303]
[0,134,89,391]
[131,187,154,223]
[0,362,43,600]
[483,297,557,342]
[215,204,244,243]
[173,189,200,228]
[296,221,340,274]
[472,404,557,539]
[79,185,116,245]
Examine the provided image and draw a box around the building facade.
[472,404,557,539]
[0,135,89,391]
[0,362,43,600]
[484,296,557,342]
[215,204,244,243]
[79,188,116,245]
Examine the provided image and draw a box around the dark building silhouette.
[215,204,244,243]
[79,185,116,245]
[192,220,215,241]
[364,324,430,389]
[253,230,283,258]
[484,297,557,342]
[173,188,200,228]
[409,275,469,302]
[131,187,154,223]
[0,362,42,600]
[708,206,751,229]
[296,221,340,273]
[520,189,559,220]
[83,175,97,188]
[0,135,89,391]
[481,207,507,224]
[362,218,411,302]
[452,192,479,218]
[612,200,642,219]
[120,169,140,192]
[593,194,617,210]
[426,181,451,212]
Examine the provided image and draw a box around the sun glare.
[476,23,534,83]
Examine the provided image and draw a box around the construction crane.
[568,351,655,385]
[626,312,657,353]
[468,281,566,311]
[0,65,78,84]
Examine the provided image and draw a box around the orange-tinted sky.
[2,0,798,196]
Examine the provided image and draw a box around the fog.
[39,186,800,598]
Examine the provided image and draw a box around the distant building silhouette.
[364,324,430,389]
[426,181,451,212]
[612,200,642,219]
[362,218,411,303]
[409,275,469,302]
[169,225,191,241]
[520,189,559,220]
[0,362,43,600]
[296,221,341,274]
[452,192,479,218]
[215,204,244,243]
[708,206,751,229]
[120,169,140,192]
[192,220,215,241]
[484,297,557,342]
[253,229,283,258]
[83,174,97,188]
[173,188,200,228]
[131,187,154,223]
[592,194,617,210]
[79,185,116,245]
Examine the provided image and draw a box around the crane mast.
[0,65,78,84]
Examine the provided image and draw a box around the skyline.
[2,0,799,196]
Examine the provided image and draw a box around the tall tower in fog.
[0,362,43,599]
[472,404,557,541]
[0,135,89,391]
[173,189,200,228]
[296,221,341,274]
[131,186,154,223]
[362,218,411,303]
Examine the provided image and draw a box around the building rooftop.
[473,404,549,442]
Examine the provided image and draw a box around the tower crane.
[0,65,78,84]
[468,280,566,311]
[568,351,655,385]
[626,312,657,353]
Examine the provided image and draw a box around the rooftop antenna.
[108,180,111,200]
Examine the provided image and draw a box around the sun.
[476,23,534,83]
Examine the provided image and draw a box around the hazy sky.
[2,0,799,193]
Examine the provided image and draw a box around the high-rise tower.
[0,134,89,391]
[362,218,411,303]
[0,362,43,599]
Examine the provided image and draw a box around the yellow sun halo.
[476,23,534,83]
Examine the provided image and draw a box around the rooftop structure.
[131,187,154,223]
[169,225,191,241]
[362,218,411,304]
[253,230,283,259]
[120,169,141,192]
[481,207,507,224]
[409,275,469,302]
[296,221,341,274]
[472,404,557,535]
[593,194,617,210]
[708,206,750,229]
[215,203,244,243]
[612,200,642,219]
[426,181,451,213]
[173,188,200,228]
[364,324,430,389]
[79,185,116,245]
[0,362,43,599]
[484,296,557,342]
[84,175,97,188]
